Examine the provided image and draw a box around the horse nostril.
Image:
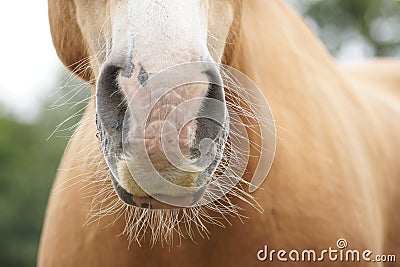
[196,66,227,142]
[189,67,229,182]
[96,64,128,147]
[202,67,225,102]
[98,64,121,95]
[195,68,227,146]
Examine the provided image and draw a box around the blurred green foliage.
[0,115,66,266]
[0,73,89,266]
[1,0,399,266]
[289,0,400,57]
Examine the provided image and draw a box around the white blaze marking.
[126,0,209,71]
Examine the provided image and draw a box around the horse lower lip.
[113,177,202,209]
[130,195,197,209]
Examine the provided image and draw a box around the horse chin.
[108,154,218,210]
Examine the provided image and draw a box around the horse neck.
[229,0,354,113]
[223,0,371,182]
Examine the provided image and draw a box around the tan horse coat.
[39,0,400,266]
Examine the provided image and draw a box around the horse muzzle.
[96,61,229,209]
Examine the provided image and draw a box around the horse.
[38,0,400,266]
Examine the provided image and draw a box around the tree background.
[0,1,399,266]
[288,0,400,58]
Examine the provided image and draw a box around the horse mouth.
[112,179,206,210]
[96,62,229,209]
